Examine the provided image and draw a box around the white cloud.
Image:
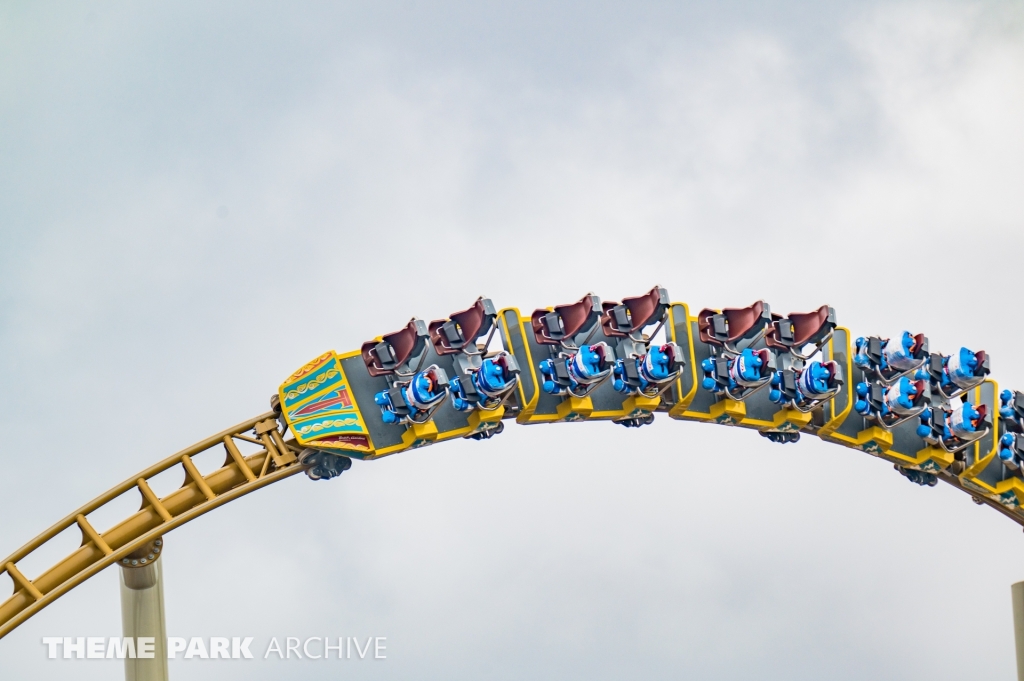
[2,2,1024,680]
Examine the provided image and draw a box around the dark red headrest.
[602,286,670,337]
[531,294,602,345]
[429,297,496,355]
[361,319,429,376]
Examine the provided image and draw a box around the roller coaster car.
[698,301,775,351]
[927,347,990,399]
[600,287,686,401]
[854,376,928,430]
[918,401,991,454]
[763,306,842,413]
[532,294,614,397]
[853,331,929,384]
[430,298,520,428]
[766,306,836,360]
[361,319,431,377]
[697,301,777,401]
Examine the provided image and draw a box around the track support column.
[1013,581,1024,681]
[119,538,168,681]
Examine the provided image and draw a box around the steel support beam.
[120,555,168,681]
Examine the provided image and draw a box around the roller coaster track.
[3,289,1024,641]
[0,411,305,639]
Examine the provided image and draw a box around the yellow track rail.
[0,411,306,640]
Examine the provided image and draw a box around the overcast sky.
[2,1,1024,679]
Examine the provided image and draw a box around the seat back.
[974,350,990,377]
[602,286,670,337]
[361,319,429,376]
[698,301,773,346]
[429,298,497,355]
[912,379,928,405]
[531,294,602,345]
[767,305,836,350]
